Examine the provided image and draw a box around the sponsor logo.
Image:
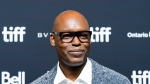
[131,70,150,84]
[2,26,26,42]
[127,32,150,38]
[37,27,112,43]
[1,71,25,84]
[37,32,51,38]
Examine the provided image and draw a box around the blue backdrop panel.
[0,0,150,83]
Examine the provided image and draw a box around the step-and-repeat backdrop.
[0,0,150,84]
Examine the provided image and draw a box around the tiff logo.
[90,27,111,42]
[131,70,150,84]
[1,71,25,84]
[2,26,26,42]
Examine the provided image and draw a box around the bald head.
[52,10,89,32]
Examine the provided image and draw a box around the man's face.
[52,17,91,66]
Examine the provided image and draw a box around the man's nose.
[72,36,81,46]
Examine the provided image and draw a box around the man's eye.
[79,34,89,39]
[61,34,73,39]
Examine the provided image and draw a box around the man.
[30,10,131,84]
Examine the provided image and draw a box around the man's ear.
[90,38,91,44]
[50,34,55,46]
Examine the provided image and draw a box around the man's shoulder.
[29,66,57,84]
[89,58,131,84]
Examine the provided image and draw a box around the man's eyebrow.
[60,30,90,32]
[61,30,73,32]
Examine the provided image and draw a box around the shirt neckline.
[54,58,92,84]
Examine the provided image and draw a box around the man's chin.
[61,59,85,67]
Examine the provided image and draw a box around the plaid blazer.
[30,58,131,84]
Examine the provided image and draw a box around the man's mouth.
[68,50,84,56]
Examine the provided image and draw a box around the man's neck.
[59,60,87,82]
